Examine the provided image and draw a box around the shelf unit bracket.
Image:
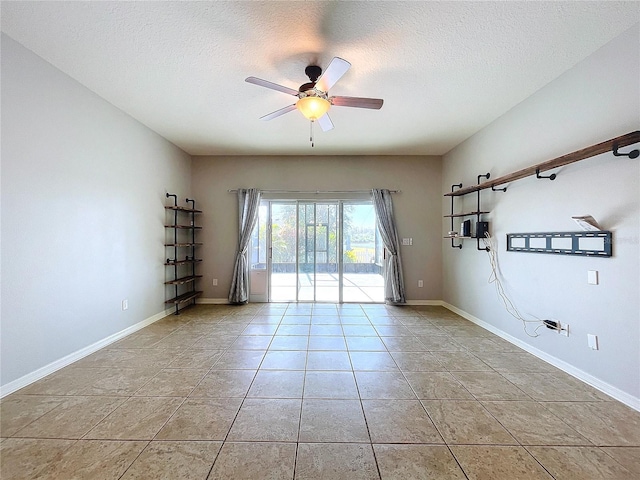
[476,174,490,251]
[166,192,178,206]
[491,185,507,192]
[449,184,463,249]
[185,198,197,288]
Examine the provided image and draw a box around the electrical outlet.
[212,278,218,286]
[588,334,599,350]
[418,280,423,288]
[560,323,569,337]
[122,299,128,311]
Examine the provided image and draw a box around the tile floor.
[1,303,639,479]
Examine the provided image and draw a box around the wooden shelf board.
[164,225,203,229]
[443,211,489,218]
[165,206,202,213]
[165,275,203,285]
[444,236,473,239]
[165,259,203,266]
[165,243,203,247]
[444,131,640,197]
[165,291,203,304]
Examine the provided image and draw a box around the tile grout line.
[349,332,384,480]
[292,319,308,480]
[203,308,270,480]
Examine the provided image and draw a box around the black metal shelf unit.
[446,174,500,251]
[165,193,203,314]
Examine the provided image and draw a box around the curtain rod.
[227,189,400,194]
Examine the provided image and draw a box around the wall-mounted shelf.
[444,211,490,218]
[444,131,640,197]
[165,243,203,247]
[165,291,202,306]
[165,275,203,285]
[165,206,203,213]
[446,175,495,250]
[164,259,203,266]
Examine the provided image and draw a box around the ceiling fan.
[245,57,383,144]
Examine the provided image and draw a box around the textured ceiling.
[2,1,639,156]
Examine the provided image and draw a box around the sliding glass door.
[250,200,384,303]
[342,203,384,302]
[269,203,297,302]
[298,202,340,302]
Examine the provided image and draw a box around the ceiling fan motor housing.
[305,65,322,82]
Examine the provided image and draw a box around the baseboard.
[197,298,442,306]
[0,308,173,398]
[405,300,445,306]
[197,298,229,304]
[442,302,640,412]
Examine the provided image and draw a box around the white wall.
[191,155,443,302]
[0,34,192,390]
[442,25,640,404]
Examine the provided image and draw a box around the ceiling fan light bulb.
[296,96,330,120]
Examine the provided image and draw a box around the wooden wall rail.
[444,131,640,197]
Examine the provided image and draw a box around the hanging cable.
[481,233,546,337]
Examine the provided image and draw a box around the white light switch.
[588,334,599,350]
[588,270,598,285]
[402,238,413,246]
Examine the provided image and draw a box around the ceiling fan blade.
[259,104,297,121]
[331,96,384,109]
[315,57,351,92]
[316,113,334,132]
[245,77,300,96]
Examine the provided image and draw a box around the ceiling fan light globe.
[296,96,331,121]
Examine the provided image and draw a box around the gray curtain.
[228,188,261,304]
[372,189,406,304]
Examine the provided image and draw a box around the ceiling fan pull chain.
[310,120,314,147]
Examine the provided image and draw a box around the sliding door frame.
[264,198,380,303]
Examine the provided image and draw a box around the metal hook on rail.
[477,173,490,184]
[612,143,639,159]
[536,168,556,181]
